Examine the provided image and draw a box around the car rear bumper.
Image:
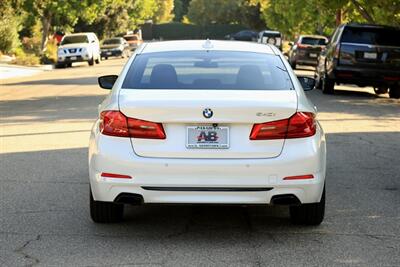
[329,65,400,87]
[58,55,89,63]
[101,50,122,57]
[294,52,320,66]
[89,122,326,205]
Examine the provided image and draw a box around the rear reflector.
[283,174,314,180]
[100,110,165,139]
[384,76,400,81]
[337,72,353,78]
[250,112,316,140]
[101,172,132,179]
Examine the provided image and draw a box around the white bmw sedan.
[89,40,326,225]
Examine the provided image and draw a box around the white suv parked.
[57,32,101,68]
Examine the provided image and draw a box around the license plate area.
[364,52,377,59]
[70,56,77,60]
[309,53,317,58]
[186,126,229,149]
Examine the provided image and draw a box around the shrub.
[12,47,40,66]
[41,39,58,64]
[0,5,20,54]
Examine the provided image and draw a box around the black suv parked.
[315,23,400,98]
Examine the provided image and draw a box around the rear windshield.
[262,32,281,38]
[122,51,292,90]
[342,27,400,46]
[103,38,121,45]
[61,35,89,45]
[301,37,326,45]
[124,36,138,41]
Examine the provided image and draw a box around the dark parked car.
[225,30,258,42]
[288,35,328,69]
[258,30,283,51]
[315,23,400,98]
[100,37,130,59]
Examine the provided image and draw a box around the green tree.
[173,0,192,22]
[22,0,105,53]
[0,1,21,53]
[153,0,175,23]
[258,0,400,38]
[187,0,264,29]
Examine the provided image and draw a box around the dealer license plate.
[186,126,229,149]
[364,52,377,59]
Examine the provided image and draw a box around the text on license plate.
[186,126,229,149]
[364,52,377,59]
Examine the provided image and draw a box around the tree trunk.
[350,0,375,24]
[40,14,52,54]
[336,9,342,26]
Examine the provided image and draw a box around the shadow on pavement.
[0,94,105,123]
[307,89,399,117]
[4,76,98,86]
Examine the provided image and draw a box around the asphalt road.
[1,58,399,266]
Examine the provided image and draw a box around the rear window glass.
[301,37,326,45]
[103,38,121,45]
[124,36,138,41]
[342,27,400,46]
[262,33,281,38]
[61,35,89,44]
[122,51,292,90]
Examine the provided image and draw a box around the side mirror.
[297,76,316,91]
[98,75,118,89]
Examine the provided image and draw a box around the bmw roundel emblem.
[203,108,213,119]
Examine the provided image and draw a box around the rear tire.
[290,187,325,225]
[314,73,322,89]
[90,190,124,223]
[374,87,388,95]
[389,86,400,99]
[95,56,100,64]
[88,57,94,66]
[56,63,65,68]
[322,74,335,94]
[290,59,297,70]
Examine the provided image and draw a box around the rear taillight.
[249,119,288,140]
[286,112,316,138]
[333,44,341,59]
[127,117,166,139]
[100,111,165,139]
[297,43,308,49]
[250,112,316,140]
[384,76,400,81]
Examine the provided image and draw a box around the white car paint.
[89,40,326,212]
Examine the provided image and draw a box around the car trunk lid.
[119,89,298,159]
